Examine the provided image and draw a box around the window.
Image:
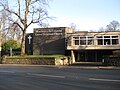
[112,36,118,39]
[104,36,110,38]
[80,37,86,45]
[73,36,94,45]
[104,36,110,45]
[73,37,79,39]
[80,37,86,39]
[112,39,118,45]
[112,36,119,45]
[65,38,68,46]
[97,36,102,39]
[88,37,94,45]
[72,35,119,46]
[104,39,110,45]
[73,37,79,45]
[97,36,103,45]
[74,40,79,45]
[97,35,119,45]
[80,40,86,45]
[98,39,103,45]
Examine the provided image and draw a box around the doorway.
[75,51,85,62]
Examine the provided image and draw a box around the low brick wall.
[2,56,69,65]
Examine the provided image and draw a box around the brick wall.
[2,56,69,65]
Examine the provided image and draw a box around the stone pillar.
[71,50,75,63]
[94,36,97,45]
[119,35,120,45]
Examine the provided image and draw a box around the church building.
[25,27,120,63]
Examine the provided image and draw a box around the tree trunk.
[20,0,30,56]
[20,30,26,55]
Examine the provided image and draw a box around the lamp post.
[0,44,1,61]
[0,23,3,62]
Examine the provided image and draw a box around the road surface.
[0,65,120,90]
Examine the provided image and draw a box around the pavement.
[0,64,120,70]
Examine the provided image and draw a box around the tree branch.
[18,0,20,16]
[4,7,24,25]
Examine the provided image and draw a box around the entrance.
[75,51,96,62]
[75,51,98,62]
[75,51,85,62]
[74,50,113,62]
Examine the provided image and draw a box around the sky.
[27,0,120,32]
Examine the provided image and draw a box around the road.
[0,65,120,90]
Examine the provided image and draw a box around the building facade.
[67,31,120,62]
[33,27,72,55]
[25,27,120,62]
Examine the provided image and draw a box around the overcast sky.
[27,0,120,33]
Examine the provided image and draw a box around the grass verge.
[6,55,66,59]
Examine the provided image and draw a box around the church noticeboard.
[34,28,64,36]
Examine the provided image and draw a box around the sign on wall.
[34,28,64,36]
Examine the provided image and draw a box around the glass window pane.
[88,37,94,39]
[80,37,86,39]
[80,40,86,45]
[73,37,79,39]
[98,39,103,45]
[104,36,110,38]
[112,36,118,38]
[104,39,110,45]
[112,39,119,45]
[74,40,79,45]
[88,40,94,45]
[97,36,102,39]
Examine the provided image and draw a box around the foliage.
[2,39,20,51]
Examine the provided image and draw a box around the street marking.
[27,73,66,79]
[0,71,15,73]
[89,78,120,82]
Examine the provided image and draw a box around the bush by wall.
[103,56,120,66]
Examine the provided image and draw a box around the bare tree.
[8,22,22,42]
[98,27,105,32]
[0,6,10,43]
[106,20,120,31]
[70,23,77,31]
[0,0,51,55]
